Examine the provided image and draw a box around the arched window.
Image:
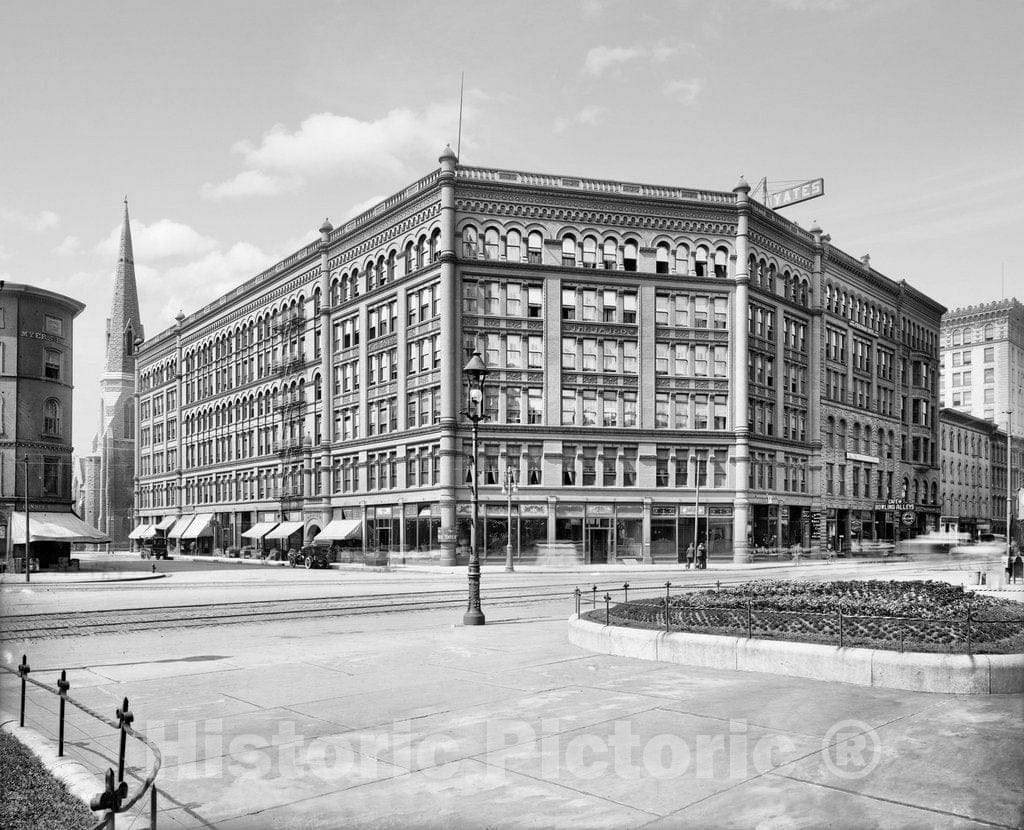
[604,238,619,269]
[462,226,479,258]
[952,328,961,345]
[561,235,577,267]
[582,235,598,268]
[694,246,708,277]
[623,240,638,271]
[984,323,995,341]
[506,229,522,263]
[527,232,543,264]
[675,245,690,275]
[656,243,670,274]
[484,228,500,260]
[43,398,61,435]
[714,248,729,278]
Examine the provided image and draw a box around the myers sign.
[767,178,824,209]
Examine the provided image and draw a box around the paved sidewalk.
[3,598,1021,829]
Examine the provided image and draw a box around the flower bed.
[587,580,1024,654]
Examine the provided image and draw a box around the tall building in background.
[940,298,1024,437]
[133,152,945,564]
[1,283,108,568]
[81,200,144,548]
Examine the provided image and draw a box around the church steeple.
[104,198,144,374]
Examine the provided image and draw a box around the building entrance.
[586,518,612,564]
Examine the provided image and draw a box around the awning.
[263,521,304,540]
[128,524,156,540]
[155,516,178,531]
[10,512,110,545]
[241,522,279,540]
[180,513,214,539]
[312,519,362,543]
[167,516,194,539]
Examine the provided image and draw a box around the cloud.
[203,103,461,198]
[662,77,705,106]
[583,40,684,77]
[554,105,610,133]
[0,245,10,261]
[201,169,302,200]
[54,235,81,256]
[95,219,219,261]
[0,206,59,232]
[584,45,643,77]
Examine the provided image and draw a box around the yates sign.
[768,178,824,209]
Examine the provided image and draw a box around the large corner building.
[81,200,144,548]
[133,152,946,564]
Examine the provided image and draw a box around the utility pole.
[23,455,30,584]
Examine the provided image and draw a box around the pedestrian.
[697,541,707,569]
[685,543,694,569]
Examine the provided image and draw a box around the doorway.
[586,518,612,564]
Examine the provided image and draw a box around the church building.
[81,200,144,548]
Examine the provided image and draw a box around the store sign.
[846,452,879,464]
[437,528,458,544]
[900,511,916,527]
[875,500,915,512]
[767,178,824,209]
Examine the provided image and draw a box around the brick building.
[133,151,945,563]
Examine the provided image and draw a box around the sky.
[2,0,1022,459]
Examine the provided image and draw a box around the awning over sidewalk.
[155,516,178,531]
[241,522,279,540]
[167,516,194,539]
[263,521,304,541]
[312,519,362,543]
[9,512,110,545]
[128,524,155,540]
[180,513,214,539]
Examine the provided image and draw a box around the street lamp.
[501,465,518,572]
[23,455,30,584]
[693,451,714,569]
[463,351,489,626]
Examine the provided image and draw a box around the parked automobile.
[288,545,332,569]
[140,537,170,560]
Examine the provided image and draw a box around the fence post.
[574,587,581,617]
[898,619,904,654]
[838,608,844,648]
[623,582,629,604]
[115,698,133,785]
[17,655,30,728]
[716,580,720,593]
[57,669,70,757]
[664,581,672,633]
[604,593,611,626]
[746,601,752,639]
[592,584,598,609]
[151,784,158,830]
[966,603,972,655]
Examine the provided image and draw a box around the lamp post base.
[504,544,515,573]
[463,609,486,625]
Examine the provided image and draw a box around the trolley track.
[2,558,992,641]
[0,578,713,641]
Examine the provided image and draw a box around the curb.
[567,615,1024,695]
[0,710,102,813]
[0,572,166,585]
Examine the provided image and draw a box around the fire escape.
[274,307,306,508]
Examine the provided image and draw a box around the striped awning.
[241,522,279,540]
[10,512,110,545]
[155,516,178,531]
[128,524,155,540]
[313,519,362,543]
[263,521,304,540]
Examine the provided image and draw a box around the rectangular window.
[44,315,64,336]
[44,349,61,380]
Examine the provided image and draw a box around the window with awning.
[313,519,362,543]
[241,522,279,540]
[180,514,214,539]
[10,512,110,544]
[263,521,304,540]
